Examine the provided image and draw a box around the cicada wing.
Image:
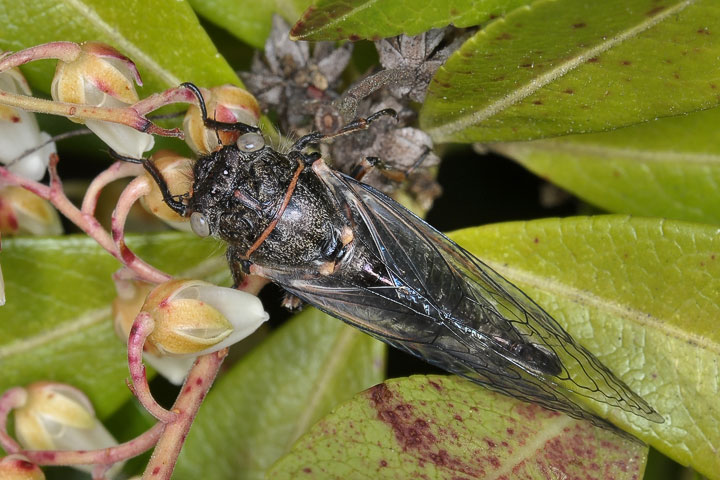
[276,164,661,426]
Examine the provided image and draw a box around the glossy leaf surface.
[421,0,720,143]
[494,107,720,224]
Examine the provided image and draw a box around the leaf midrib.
[428,0,696,140]
[487,259,720,356]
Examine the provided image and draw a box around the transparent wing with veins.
[269,166,662,429]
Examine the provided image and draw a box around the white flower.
[0,69,56,181]
[142,279,269,357]
[51,42,154,158]
[13,382,122,476]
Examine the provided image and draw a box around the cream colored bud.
[113,279,194,385]
[183,85,260,154]
[139,150,193,231]
[0,69,57,181]
[142,279,268,357]
[13,382,121,475]
[0,455,45,480]
[0,186,63,236]
[51,42,154,158]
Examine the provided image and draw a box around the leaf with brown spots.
[289,0,534,41]
[268,375,648,479]
[421,0,720,142]
[494,107,720,224]
[450,217,720,479]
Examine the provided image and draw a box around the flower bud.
[0,69,57,181]
[183,84,260,154]
[0,455,45,480]
[139,150,193,231]
[0,186,63,236]
[13,382,121,475]
[142,279,268,357]
[113,279,194,385]
[51,42,154,158]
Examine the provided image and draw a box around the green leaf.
[0,0,239,95]
[289,0,533,42]
[174,309,386,480]
[449,216,720,479]
[421,0,720,143]
[269,375,648,479]
[0,232,229,420]
[493,107,720,224]
[189,0,313,48]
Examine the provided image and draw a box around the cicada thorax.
[189,144,350,271]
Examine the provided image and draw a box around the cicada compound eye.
[237,132,265,152]
[190,211,210,237]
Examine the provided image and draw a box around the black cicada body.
[164,83,662,431]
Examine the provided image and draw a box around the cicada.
[151,83,662,431]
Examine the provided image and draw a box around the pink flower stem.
[0,387,27,454]
[127,313,177,423]
[0,42,82,69]
[0,156,171,284]
[82,161,144,215]
[142,349,228,480]
[21,422,165,467]
[112,176,172,284]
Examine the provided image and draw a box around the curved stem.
[127,313,177,423]
[21,422,164,467]
[111,175,172,284]
[0,387,27,454]
[142,349,227,480]
[0,42,82,70]
[82,161,144,215]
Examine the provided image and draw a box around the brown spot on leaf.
[587,57,599,63]
[429,380,443,391]
[532,100,543,105]
[348,34,361,42]
[496,32,513,40]
[647,5,665,16]
[621,60,631,65]
[303,467,312,473]
[698,27,711,34]
[563,88,574,94]
[368,381,486,477]
[573,22,587,28]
